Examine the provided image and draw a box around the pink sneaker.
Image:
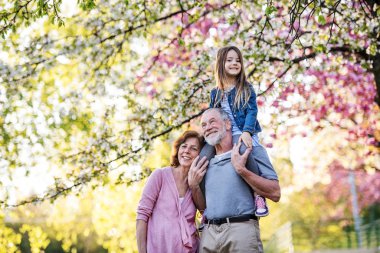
[255,195,269,217]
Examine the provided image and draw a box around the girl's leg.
[232,134,277,179]
[198,142,216,199]
[250,145,277,180]
[232,134,275,217]
[250,145,275,217]
[199,142,216,161]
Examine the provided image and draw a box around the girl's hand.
[239,132,252,148]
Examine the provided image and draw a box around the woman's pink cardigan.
[137,167,199,253]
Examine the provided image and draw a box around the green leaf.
[368,43,377,56]
[78,0,96,10]
[178,38,185,46]
[317,15,326,25]
[58,19,65,27]
[315,44,326,53]
[265,6,277,17]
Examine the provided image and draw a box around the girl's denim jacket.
[209,84,262,135]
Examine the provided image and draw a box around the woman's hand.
[239,132,252,148]
[188,156,208,211]
[188,156,208,190]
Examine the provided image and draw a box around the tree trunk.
[365,0,380,107]
[372,51,380,107]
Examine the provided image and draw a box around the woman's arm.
[136,220,148,253]
[188,156,208,211]
[136,169,162,220]
[189,184,206,212]
[136,169,163,252]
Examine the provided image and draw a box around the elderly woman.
[136,130,208,253]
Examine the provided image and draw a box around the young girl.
[199,46,278,217]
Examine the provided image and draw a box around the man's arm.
[188,156,208,211]
[231,142,281,202]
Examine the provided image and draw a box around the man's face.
[201,110,227,146]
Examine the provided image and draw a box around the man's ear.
[225,119,232,131]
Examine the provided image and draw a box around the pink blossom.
[265,143,273,148]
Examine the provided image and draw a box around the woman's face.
[177,137,201,168]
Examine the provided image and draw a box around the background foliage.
[0,0,379,252]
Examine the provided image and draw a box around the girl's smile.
[224,50,241,77]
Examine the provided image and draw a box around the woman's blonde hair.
[214,46,251,109]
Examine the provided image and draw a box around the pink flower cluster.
[274,58,378,145]
[326,161,380,218]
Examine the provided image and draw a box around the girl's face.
[224,49,241,77]
[177,137,200,168]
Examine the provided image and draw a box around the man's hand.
[231,140,252,175]
[232,141,281,203]
[239,132,252,148]
[188,156,208,190]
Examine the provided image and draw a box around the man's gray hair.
[204,108,230,122]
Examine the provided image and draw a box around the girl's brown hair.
[214,46,251,109]
[170,130,204,167]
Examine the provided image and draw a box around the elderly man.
[189,108,281,253]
